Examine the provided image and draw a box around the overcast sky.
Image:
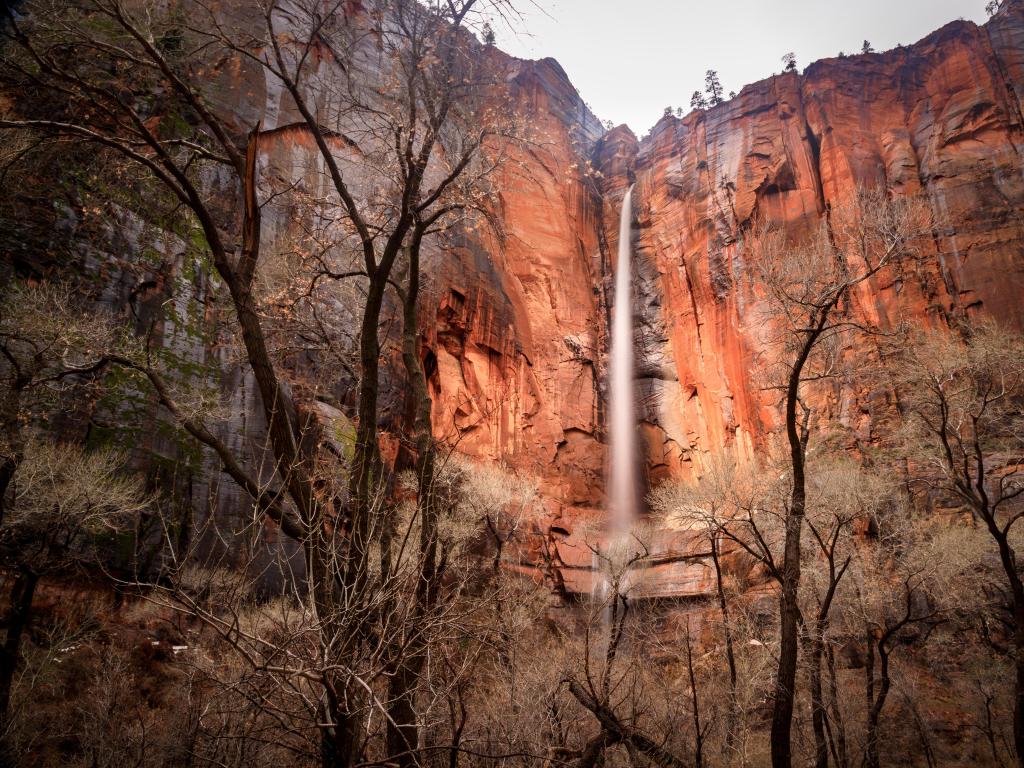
[491,0,991,133]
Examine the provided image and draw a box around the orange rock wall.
[402,5,1024,595]
[594,4,1024,491]
[416,57,609,531]
[200,2,1024,595]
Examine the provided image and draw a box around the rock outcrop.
[239,1,1024,599]
[10,1,1023,601]
[593,1,1024,486]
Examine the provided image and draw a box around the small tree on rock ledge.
[705,69,724,106]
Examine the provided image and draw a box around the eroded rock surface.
[577,3,1024,597]
[594,3,1024,491]
[17,1,1024,601]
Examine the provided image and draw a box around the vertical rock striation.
[593,2,1024,499]
[12,1,1024,597]
[191,1,1024,595]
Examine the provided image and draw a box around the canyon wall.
[9,0,1022,598]
[593,1,1024,490]
[550,1,1024,596]
[188,13,614,583]
[236,1,1024,596]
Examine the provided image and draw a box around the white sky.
[492,0,991,134]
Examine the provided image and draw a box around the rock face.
[563,3,1024,597]
[245,2,1024,598]
[418,56,608,522]
[119,9,612,573]
[442,3,1023,597]
[405,57,614,593]
[591,3,1024,490]
[15,1,1022,599]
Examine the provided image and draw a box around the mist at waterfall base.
[595,185,639,602]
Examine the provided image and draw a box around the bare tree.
[653,456,898,767]
[0,439,147,729]
[138,448,548,766]
[798,462,889,768]
[0,282,119,524]
[559,535,695,768]
[747,188,929,768]
[0,0,522,764]
[650,459,744,753]
[888,320,1024,767]
[838,507,967,768]
[682,617,707,768]
[0,281,148,729]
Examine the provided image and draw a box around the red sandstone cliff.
[593,1,1024,500]
[176,12,610,565]
[361,2,1024,597]
[170,0,1024,598]
[536,2,1024,595]
[31,0,1021,598]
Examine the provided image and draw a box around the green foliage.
[704,69,724,106]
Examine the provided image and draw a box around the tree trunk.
[575,731,618,768]
[865,636,891,768]
[808,626,829,768]
[710,534,738,749]
[386,235,439,768]
[769,301,834,768]
[684,620,704,768]
[905,694,936,768]
[345,275,387,594]
[0,570,38,720]
[1014,603,1024,768]
[387,662,422,768]
[771,499,803,768]
[227,127,318,525]
[864,623,876,768]
[321,685,361,768]
[771,353,811,768]
[0,383,25,530]
[0,458,15,530]
[447,689,467,768]
[825,641,848,768]
[567,681,689,768]
[991,530,1024,768]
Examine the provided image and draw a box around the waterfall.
[593,184,637,606]
[608,185,637,542]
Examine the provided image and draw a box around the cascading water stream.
[606,184,637,574]
[592,184,637,608]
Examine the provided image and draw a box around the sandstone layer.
[197,0,1024,599]
[595,3,1023,489]
[9,1,1024,602]
[574,2,1024,596]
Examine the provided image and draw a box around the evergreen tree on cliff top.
[705,69,724,106]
